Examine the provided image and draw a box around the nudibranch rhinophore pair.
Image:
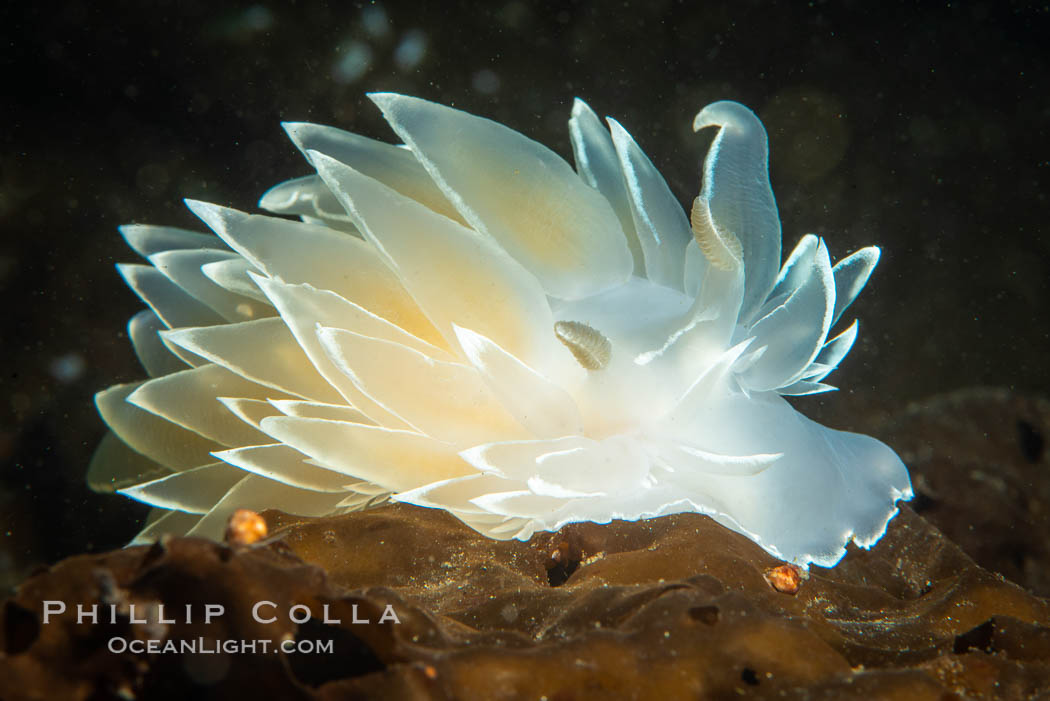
[92,93,912,568]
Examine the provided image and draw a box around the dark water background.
[1,0,1048,587]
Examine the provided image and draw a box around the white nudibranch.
[91,93,912,568]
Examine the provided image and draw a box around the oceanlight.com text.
[107,637,334,655]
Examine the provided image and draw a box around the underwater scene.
[2,1,1049,698]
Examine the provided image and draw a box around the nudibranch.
[92,94,912,568]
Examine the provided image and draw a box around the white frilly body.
[92,93,912,568]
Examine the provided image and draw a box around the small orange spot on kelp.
[550,540,571,564]
[546,539,582,587]
[225,508,268,547]
[763,563,808,594]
